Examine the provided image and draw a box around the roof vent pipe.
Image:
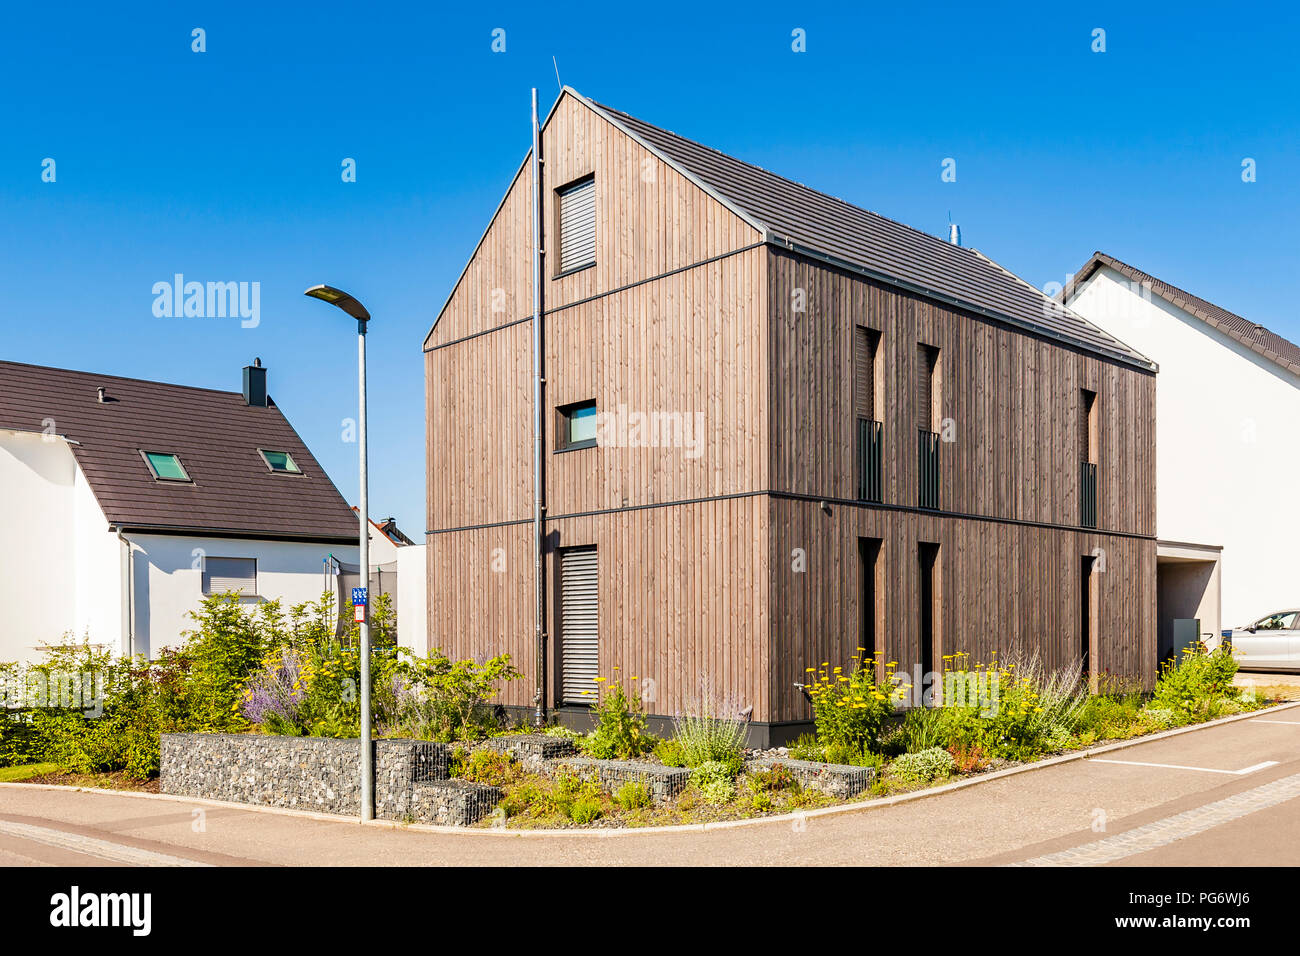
[242,357,267,407]
[97,386,106,403]
[949,223,961,246]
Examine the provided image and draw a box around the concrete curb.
[4,699,1296,839]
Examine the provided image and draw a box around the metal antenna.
[553,56,562,91]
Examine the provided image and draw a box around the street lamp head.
[304,284,371,322]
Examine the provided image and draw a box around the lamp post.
[304,283,374,822]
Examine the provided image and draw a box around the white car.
[1211,610,1300,672]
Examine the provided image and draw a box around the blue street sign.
[351,587,368,606]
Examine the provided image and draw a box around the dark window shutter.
[916,345,936,430]
[855,326,877,420]
[1080,389,1096,461]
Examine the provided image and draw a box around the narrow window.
[1080,554,1096,677]
[141,450,191,482]
[203,557,257,596]
[557,400,598,451]
[916,344,940,509]
[556,176,596,275]
[859,537,884,679]
[916,344,939,430]
[1079,389,1097,463]
[856,327,883,502]
[918,542,940,706]
[258,448,302,474]
[1080,389,1097,528]
[559,546,599,705]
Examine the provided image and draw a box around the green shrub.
[894,705,965,754]
[805,657,900,755]
[580,680,654,759]
[613,780,652,810]
[653,737,687,766]
[789,732,823,762]
[1151,644,1240,722]
[890,747,955,782]
[387,646,521,742]
[690,760,738,804]
[453,748,520,787]
[569,796,603,824]
[671,692,748,769]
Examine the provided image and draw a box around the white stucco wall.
[0,430,123,662]
[1068,266,1300,626]
[2,427,364,662]
[396,543,426,654]
[126,534,359,656]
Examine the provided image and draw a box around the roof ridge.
[0,359,244,398]
[1092,251,1257,325]
[1068,252,1300,376]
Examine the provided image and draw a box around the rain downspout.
[531,87,548,727]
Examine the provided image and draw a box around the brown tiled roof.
[1064,252,1300,376]
[582,94,1154,371]
[0,360,359,542]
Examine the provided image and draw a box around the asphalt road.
[2,704,1298,867]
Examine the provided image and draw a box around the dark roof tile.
[584,95,1154,370]
[0,361,359,541]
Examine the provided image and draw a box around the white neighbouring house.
[0,359,364,663]
[1064,252,1300,657]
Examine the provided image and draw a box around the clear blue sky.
[3,2,1298,535]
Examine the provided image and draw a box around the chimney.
[242,358,267,407]
[948,223,961,246]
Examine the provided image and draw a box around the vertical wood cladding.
[766,497,1157,723]
[426,497,771,719]
[766,247,1156,537]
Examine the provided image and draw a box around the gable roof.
[0,360,360,543]
[1064,251,1300,377]
[423,87,1153,369]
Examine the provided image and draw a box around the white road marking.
[1013,771,1300,866]
[1090,758,1279,775]
[1250,719,1300,725]
[0,819,211,867]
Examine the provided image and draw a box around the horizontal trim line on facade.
[426,490,1156,542]
[422,242,767,353]
[112,525,359,546]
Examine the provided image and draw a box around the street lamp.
[304,283,374,822]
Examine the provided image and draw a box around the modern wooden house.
[422,88,1158,744]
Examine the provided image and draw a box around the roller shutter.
[202,557,257,596]
[560,547,599,704]
[558,178,596,273]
